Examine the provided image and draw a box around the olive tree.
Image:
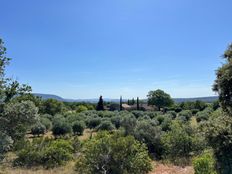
[1,101,39,141]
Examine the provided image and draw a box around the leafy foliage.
[1,101,39,141]
[193,150,216,174]
[213,43,232,115]
[52,120,72,136]
[75,132,152,174]
[72,121,85,135]
[0,132,13,161]
[121,115,137,136]
[134,121,163,159]
[161,121,204,165]
[31,122,46,136]
[147,89,173,110]
[41,99,65,116]
[14,138,73,168]
[203,114,232,174]
[96,96,104,111]
[76,105,88,113]
[97,120,115,131]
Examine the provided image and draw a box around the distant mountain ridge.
[173,96,218,103]
[33,93,218,103]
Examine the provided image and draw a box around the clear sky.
[1,0,232,99]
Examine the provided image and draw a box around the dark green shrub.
[196,107,213,122]
[40,99,65,116]
[160,117,172,131]
[97,120,115,131]
[134,121,163,159]
[132,111,145,118]
[41,140,73,168]
[72,121,85,135]
[156,115,165,124]
[166,111,177,119]
[0,132,13,161]
[40,114,53,120]
[87,117,101,129]
[31,122,46,136]
[40,117,52,131]
[204,114,232,174]
[1,101,39,141]
[110,116,121,129]
[192,109,200,115]
[14,138,73,168]
[121,116,137,136]
[177,110,192,122]
[193,150,216,174]
[52,120,72,137]
[161,121,205,165]
[66,113,82,124]
[75,132,152,174]
[175,107,182,113]
[13,138,29,152]
[212,100,220,111]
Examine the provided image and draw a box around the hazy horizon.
[1,0,231,99]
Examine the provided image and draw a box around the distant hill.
[33,93,65,101]
[173,96,218,103]
[33,93,218,103]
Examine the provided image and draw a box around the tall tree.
[132,98,135,105]
[213,43,232,115]
[96,95,104,111]
[204,43,232,174]
[120,96,123,111]
[0,38,31,106]
[0,37,35,161]
[147,89,173,111]
[137,97,140,110]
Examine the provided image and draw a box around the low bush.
[161,121,204,165]
[75,132,152,174]
[196,107,213,122]
[203,114,232,174]
[177,110,192,122]
[87,117,101,129]
[0,132,13,161]
[52,120,72,137]
[40,117,52,131]
[31,122,46,136]
[121,116,137,136]
[134,121,163,159]
[72,121,85,135]
[14,138,73,168]
[97,120,115,131]
[76,105,88,113]
[110,116,121,129]
[193,150,216,174]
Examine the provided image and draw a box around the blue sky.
[1,0,232,99]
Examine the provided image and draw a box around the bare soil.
[150,163,194,174]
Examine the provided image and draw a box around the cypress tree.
[137,97,140,110]
[96,96,104,111]
[132,98,135,105]
[120,96,123,111]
